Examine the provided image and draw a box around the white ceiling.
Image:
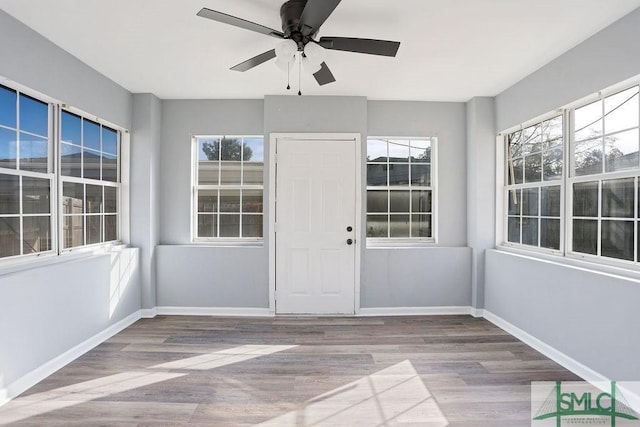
[1,0,639,101]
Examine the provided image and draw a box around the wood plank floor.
[0,315,581,426]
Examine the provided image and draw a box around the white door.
[275,137,357,314]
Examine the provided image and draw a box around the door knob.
[347,239,354,245]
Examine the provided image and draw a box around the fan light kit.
[197,0,401,95]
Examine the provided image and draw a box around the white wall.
[488,7,640,380]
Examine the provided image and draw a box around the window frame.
[191,135,265,245]
[366,136,438,247]
[497,77,640,271]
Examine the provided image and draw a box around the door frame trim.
[268,133,362,315]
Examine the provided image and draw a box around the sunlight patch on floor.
[253,360,449,426]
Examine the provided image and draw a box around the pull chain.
[298,52,302,96]
[286,58,291,90]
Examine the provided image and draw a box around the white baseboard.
[156,306,272,317]
[470,308,485,318]
[141,307,157,318]
[1,310,142,407]
[358,306,472,316]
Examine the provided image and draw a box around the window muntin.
[193,136,264,240]
[366,138,434,241]
[0,84,54,260]
[59,109,121,249]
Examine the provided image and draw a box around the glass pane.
[198,138,220,161]
[87,215,102,244]
[576,147,605,176]
[197,189,217,213]
[507,189,521,216]
[543,116,563,141]
[197,214,216,238]
[0,174,19,214]
[410,140,430,163]
[388,139,410,162]
[366,215,387,237]
[508,130,523,157]
[243,138,263,162]
[524,153,542,183]
[522,124,542,154]
[61,111,82,146]
[105,215,117,241]
[604,129,639,172]
[242,214,263,238]
[0,85,17,128]
[575,100,603,141]
[0,217,20,257]
[243,162,263,185]
[219,189,240,213]
[367,190,387,213]
[83,119,101,151]
[19,133,48,173]
[104,186,117,213]
[411,190,431,214]
[604,86,639,134]
[572,219,598,255]
[102,153,118,182]
[22,177,50,214]
[219,214,240,237]
[86,184,103,213]
[602,178,634,218]
[198,161,219,185]
[541,186,561,217]
[522,188,539,216]
[242,189,263,213]
[540,218,560,250]
[63,215,84,248]
[63,182,84,214]
[389,215,410,237]
[367,164,387,186]
[23,216,51,254]
[84,149,101,180]
[220,138,243,161]
[19,94,48,137]
[102,127,118,156]
[508,217,520,243]
[367,139,387,162]
[410,164,430,186]
[542,148,563,181]
[388,163,409,186]
[573,181,598,217]
[390,190,410,213]
[522,217,538,246]
[0,127,17,169]
[511,158,523,185]
[601,220,634,261]
[220,162,241,185]
[411,214,431,238]
[61,143,82,177]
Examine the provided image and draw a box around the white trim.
[358,306,472,316]
[0,310,141,407]
[470,307,485,318]
[155,306,272,317]
[140,307,157,318]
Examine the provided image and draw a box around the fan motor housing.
[280,0,309,43]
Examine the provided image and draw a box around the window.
[0,82,124,262]
[500,81,640,266]
[0,84,54,259]
[193,136,264,241]
[60,110,121,249]
[366,137,435,242]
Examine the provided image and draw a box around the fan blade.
[319,37,400,57]
[313,62,336,86]
[230,49,277,72]
[299,0,342,36]
[197,8,284,39]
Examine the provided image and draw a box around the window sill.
[495,244,640,282]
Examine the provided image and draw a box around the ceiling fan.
[196,0,401,88]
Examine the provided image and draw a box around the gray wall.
[496,7,640,131]
[0,11,141,399]
[485,250,640,380]
[488,7,640,380]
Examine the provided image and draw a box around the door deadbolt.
[347,239,354,245]
[346,226,353,232]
